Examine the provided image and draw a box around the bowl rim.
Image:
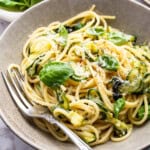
[0,0,149,149]
[130,0,150,10]
[144,0,150,5]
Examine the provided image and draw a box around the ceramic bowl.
[0,0,46,22]
[0,9,23,22]
[0,0,150,150]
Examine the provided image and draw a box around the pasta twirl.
[9,6,150,146]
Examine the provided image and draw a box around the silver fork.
[1,68,93,150]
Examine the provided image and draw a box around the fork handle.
[43,114,93,150]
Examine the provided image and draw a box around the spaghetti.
[9,6,150,146]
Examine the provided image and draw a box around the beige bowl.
[0,0,150,150]
[0,9,23,22]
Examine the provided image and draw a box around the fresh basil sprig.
[39,61,74,87]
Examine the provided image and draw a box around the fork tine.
[14,70,24,91]
[13,69,33,108]
[7,69,32,108]
[1,72,27,114]
[15,68,24,82]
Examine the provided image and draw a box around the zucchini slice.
[26,54,45,77]
[123,68,143,93]
[61,94,70,110]
[69,111,84,127]
[87,89,108,112]
[120,79,142,94]
[126,68,139,82]
[77,131,96,143]
[144,73,150,84]
[134,61,147,75]
[55,89,69,110]
[71,74,85,81]
[143,73,150,93]
[87,88,101,100]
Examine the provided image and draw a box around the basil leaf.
[56,25,68,46]
[74,23,84,30]
[58,25,68,38]
[0,0,27,11]
[137,105,150,119]
[98,54,119,71]
[86,26,105,36]
[65,23,84,33]
[30,0,42,6]
[108,31,135,46]
[114,98,125,118]
[39,61,74,87]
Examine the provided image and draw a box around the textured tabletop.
[0,20,35,150]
